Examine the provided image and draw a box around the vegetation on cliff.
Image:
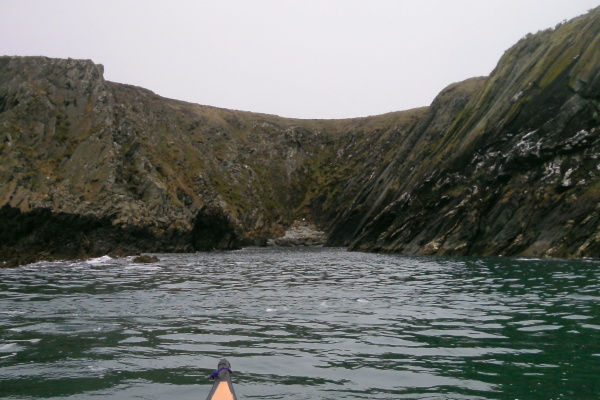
[344,9,600,257]
[1,7,599,266]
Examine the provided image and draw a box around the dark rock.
[0,205,188,268]
[132,255,160,263]
[239,236,268,247]
[191,206,241,251]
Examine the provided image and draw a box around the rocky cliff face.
[1,7,599,266]
[341,10,600,257]
[0,55,343,264]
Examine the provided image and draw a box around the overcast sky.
[2,0,599,119]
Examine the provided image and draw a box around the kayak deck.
[206,359,238,400]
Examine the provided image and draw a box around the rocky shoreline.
[270,220,327,247]
[0,204,241,268]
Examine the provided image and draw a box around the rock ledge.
[271,220,327,247]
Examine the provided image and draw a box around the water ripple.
[1,248,599,399]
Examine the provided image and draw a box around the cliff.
[1,7,599,266]
[341,9,600,257]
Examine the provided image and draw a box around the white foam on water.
[87,255,113,265]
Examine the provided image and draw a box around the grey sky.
[2,0,599,119]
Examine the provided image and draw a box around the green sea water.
[1,247,599,399]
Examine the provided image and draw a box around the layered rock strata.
[1,7,599,265]
[341,11,600,258]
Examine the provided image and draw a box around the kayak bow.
[206,359,238,400]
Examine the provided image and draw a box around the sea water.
[1,247,599,399]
